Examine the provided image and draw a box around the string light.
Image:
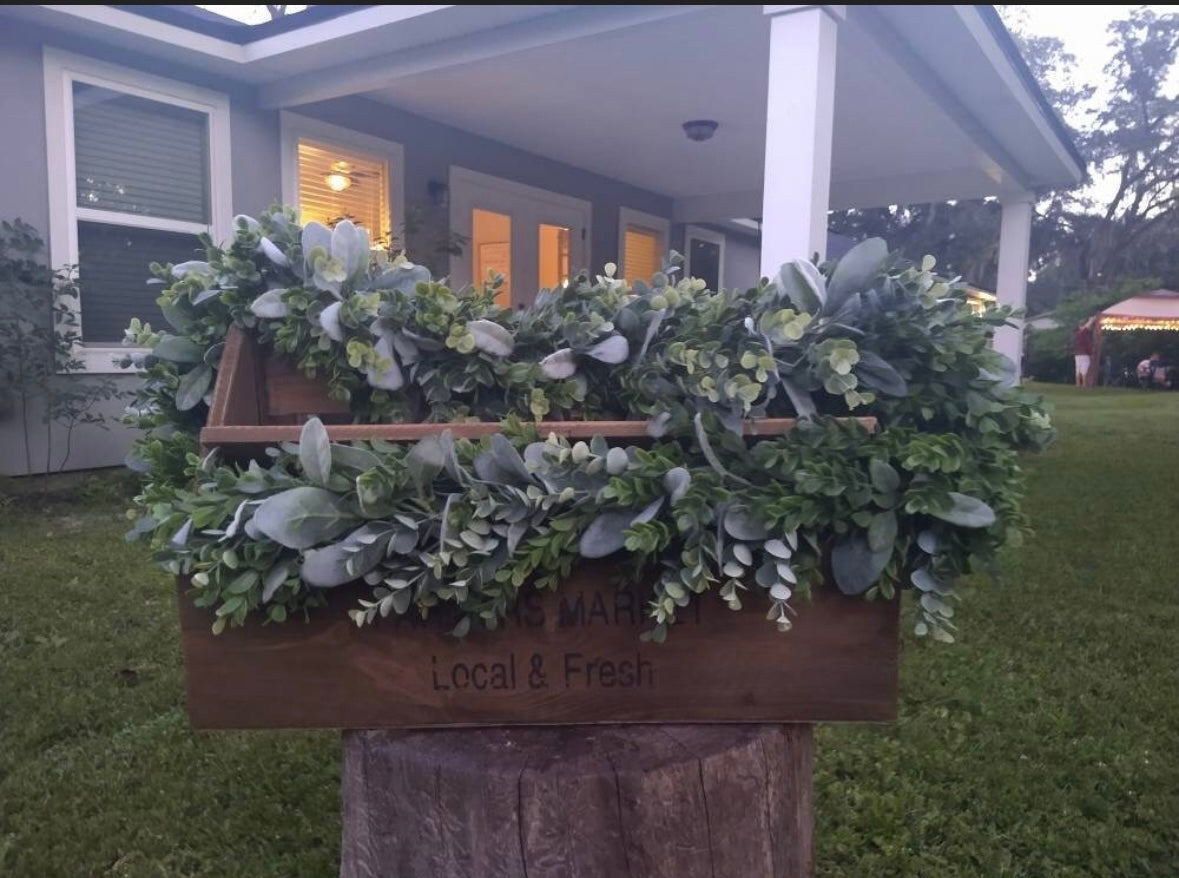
[1100,318,1179,332]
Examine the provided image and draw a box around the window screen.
[623,225,663,284]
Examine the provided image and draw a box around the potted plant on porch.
[119,207,1052,875]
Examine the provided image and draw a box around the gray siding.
[722,230,762,290]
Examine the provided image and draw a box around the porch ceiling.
[355,5,1081,217]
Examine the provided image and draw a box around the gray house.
[0,4,1083,475]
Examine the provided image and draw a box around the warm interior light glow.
[324,172,352,192]
[1100,317,1179,332]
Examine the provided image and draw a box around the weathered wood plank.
[177,562,898,730]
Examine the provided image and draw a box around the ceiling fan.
[323,160,379,193]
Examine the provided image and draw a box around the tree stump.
[340,724,813,878]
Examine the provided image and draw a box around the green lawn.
[1,386,1177,877]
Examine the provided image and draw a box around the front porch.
[263,4,1082,370]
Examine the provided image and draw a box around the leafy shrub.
[122,209,1052,643]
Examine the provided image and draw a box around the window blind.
[77,222,201,343]
[623,226,663,284]
[73,83,210,224]
[297,139,389,245]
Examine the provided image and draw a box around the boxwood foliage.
[121,208,1053,642]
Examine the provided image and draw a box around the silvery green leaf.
[365,335,404,391]
[467,319,515,357]
[407,434,445,485]
[724,506,768,541]
[932,493,996,528]
[301,222,331,265]
[392,333,419,365]
[780,377,816,418]
[869,458,901,493]
[250,289,289,319]
[755,561,779,588]
[170,261,210,279]
[507,520,528,554]
[159,299,194,334]
[917,530,938,554]
[438,431,464,483]
[390,527,417,554]
[203,342,225,367]
[331,219,370,279]
[606,447,628,475]
[579,510,633,558]
[439,493,457,547]
[825,237,887,311]
[252,487,358,550]
[867,510,898,552]
[175,365,212,411]
[299,417,332,487]
[664,467,691,503]
[586,334,629,364]
[540,348,578,379]
[192,288,222,306]
[170,518,193,549]
[257,237,289,267]
[776,562,797,583]
[694,413,752,486]
[764,539,791,559]
[234,214,261,233]
[372,262,431,294]
[154,335,205,363]
[261,561,292,602]
[124,449,150,474]
[733,543,753,566]
[911,566,942,592]
[770,583,792,601]
[776,259,826,312]
[221,500,251,541]
[856,350,907,396]
[301,524,391,588]
[646,411,672,438]
[831,533,891,595]
[638,309,666,361]
[633,497,664,524]
[475,434,533,486]
[319,301,344,342]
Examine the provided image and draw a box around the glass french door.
[450,168,590,309]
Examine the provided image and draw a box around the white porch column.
[759,5,844,277]
[994,193,1034,375]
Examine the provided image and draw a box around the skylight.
[197,6,309,26]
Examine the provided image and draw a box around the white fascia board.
[949,5,1084,186]
[39,5,246,61]
[243,6,453,62]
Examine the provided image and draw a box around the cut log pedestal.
[340,724,813,878]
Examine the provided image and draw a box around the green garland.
[122,208,1053,642]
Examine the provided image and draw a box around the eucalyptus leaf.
[366,335,404,391]
[606,446,629,475]
[301,524,392,588]
[831,533,891,596]
[724,506,769,541]
[299,417,332,487]
[331,443,381,473]
[867,510,898,552]
[170,261,210,279]
[252,487,358,550]
[262,560,292,602]
[917,530,939,554]
[175,365,212,412]
[932,493,997,528]
[579,510,633,559]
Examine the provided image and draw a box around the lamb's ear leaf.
[578,510,633,558]
[825,238,888,311]
[467,320,515,357]
[298,417,332,488]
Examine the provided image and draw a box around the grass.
[1,386,1177,877]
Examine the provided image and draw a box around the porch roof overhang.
[10,4,1084,218]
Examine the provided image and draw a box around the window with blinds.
[70,82,213,343]
[296,139,389,246]
[622,225,664,284]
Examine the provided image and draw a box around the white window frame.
[43,48,233,373]
[684,224,726,289]
[448,167,592,306]
[617,207,671,280]
[279,111,405,252]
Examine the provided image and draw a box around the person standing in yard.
[1074,317,1096,387]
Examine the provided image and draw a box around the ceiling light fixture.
[683,119,719,142]
[324,171,352,192]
